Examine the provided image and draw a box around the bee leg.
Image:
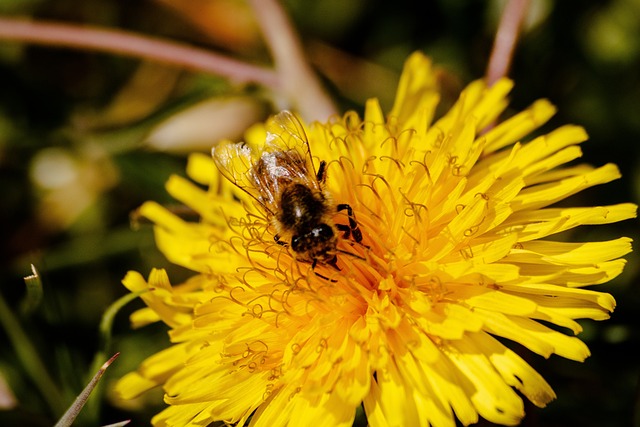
[311,257,338,282]
[316,160,327,184]
[336,223,351,239]
[311,256,340,271]
[274,234,287,246]
[328,255,341,271]
[336,203,363,243]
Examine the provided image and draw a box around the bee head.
[291,224,336,261]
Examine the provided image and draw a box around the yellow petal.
[151,402,213,427]
[448,284,538,316]
[518,238,633,264]
[389,52,438,127]
[446,338,525,426]
[115,371,159,400]
[512,164,621,211]
[470,332,556,408]
[185,152,218,186]
[483,99,557,153]
[478,310,591,360]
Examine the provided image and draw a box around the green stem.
[81,291,142,423]
[54,353,120,427]
[0,290,67,417]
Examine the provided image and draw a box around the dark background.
[0,0,638,426]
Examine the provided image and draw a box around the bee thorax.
[278,183,328,229]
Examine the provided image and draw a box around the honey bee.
[212,110,362,268]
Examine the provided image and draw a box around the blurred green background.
[0,0,639,426]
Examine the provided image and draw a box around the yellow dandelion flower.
[115,52,636,426]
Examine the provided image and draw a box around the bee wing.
[212,140,276,215]
[265,111,319,184]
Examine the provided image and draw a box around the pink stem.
[485,0,531,86]
[249,0,337,121]
[0,17,279,88]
